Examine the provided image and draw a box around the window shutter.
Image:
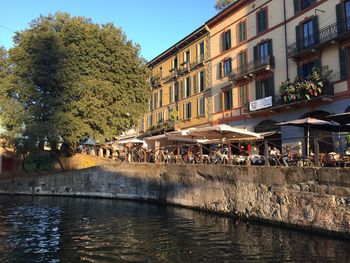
[217,62,222,79]
[295,24,302,52]
[253,45,258,61]
[336,3,345,35]
[189,103,192,119]
[188,77,191,96]
[255,80,262,100]
[339,48,348,80]
[227,30,231,49]
[203,71,206,90]
[221,32,225,52]
[257,11,261,33]
[314,59,322,73]
[169,85,173,103]
[229,58,232,74]
[267,39,274,66]
[180,80,185,99]
[262,9,267,31]
[183,103,185,120]
[193,74,197,94]
[297,64,303,80]
[293,0,300,14]
[312,16,319,45]
[268,76,275,102]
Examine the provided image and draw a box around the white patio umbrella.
[276,117,340,155]
[118,138,145,144]
[188,124,261,141]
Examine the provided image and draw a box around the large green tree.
[214,0,239,11]
[0,13,150,153]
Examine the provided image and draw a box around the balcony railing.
[229,55,274,81]
[287,18,350,58]
[163,69,179,83]
[150,74,162,88]
[190,54,206,69]
[179,62,190,75]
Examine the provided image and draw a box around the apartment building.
[206,0,350,151]
[141,0,350,152]
[140,26,211,136]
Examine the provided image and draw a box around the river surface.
[0,196,348,262]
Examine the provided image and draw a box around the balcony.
[287,18,350,59]
[190,54,206,70]
[179,62,191,75]
[229,55,275,82]
[163,69,179,83]
[150,74,162,88]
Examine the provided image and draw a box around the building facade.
[141,0,350,152]
[140,26,211,136]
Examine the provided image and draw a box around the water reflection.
[0,196,348,262]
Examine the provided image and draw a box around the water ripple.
[0,196,348,262]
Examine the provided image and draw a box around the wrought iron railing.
[229,55,274,81]
[150,74,161,88]
[287,18,350,58]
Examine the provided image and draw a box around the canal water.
[0,196,348,262]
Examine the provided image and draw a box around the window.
[198,41,205,61]
[214,94,222,113]
[238,50,247,70]
[184,102,192,119]
[172,57,178,70]
[154,93,158,109]
[257,8,268,34]
[148,115,153,127]
[140,119,144,132]
[199,71,205,92]
[149,96,153,111]
[198,97,205,116]
[185,76,191,97]
[223,58,232,77]
[239,84,248,106]
[301,61,315,80]
[223,89,233,110]
[157,111,163,124]
[256,78,274,100]
[222,30,231,51]
[184,50,190,63]
[237,20,246,43]
[174,82,179,102]
[259,42,269,64]
[344,0,350,29]
[159,89,162,108]
[169,85,173,103]
[294,0,316,14]
[303,19,314,48]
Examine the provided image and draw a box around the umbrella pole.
[307,126,310,157]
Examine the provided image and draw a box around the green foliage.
[0,13,150,155]
[23,151,57,172]
[279,67,331,103]
[214,0,238,11]
[346,133,350,143]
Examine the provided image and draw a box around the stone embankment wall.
[0,163,349,236]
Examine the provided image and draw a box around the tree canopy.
[214,0,239,11]
[0,12,150,153]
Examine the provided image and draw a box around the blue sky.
[0,0,217,61]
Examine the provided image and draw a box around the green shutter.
[193,74,197,94]
[339,48,348,80]
[296,24,302,52]
[227,30,231,49]
[297,64,303,80]
[253,45,258,61]
[336,3,345,35]
[180,80,185,99]
[217,62,222,79]
[229,58,232,74]
[267,39,274,66]
[169,85,173,103]
[293,0,300,14]
[255,80,261,100]
[312,16,319,45]
[221,32,225,52]
[268,76,275,102]
[189,102,192,119]
[257,11,262,33]
[262,9,267,31]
